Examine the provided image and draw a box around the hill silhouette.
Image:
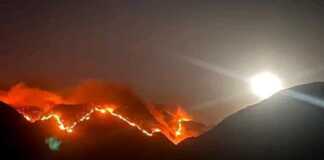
[0,102,49,159]
[181,82,324,159]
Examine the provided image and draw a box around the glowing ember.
[23,115,33,122]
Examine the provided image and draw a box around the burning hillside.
[0,81,206,144]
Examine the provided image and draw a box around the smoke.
[0,82,63,111]
[0,80,206,144]
[63,80,140,106]
[0,80,146,111]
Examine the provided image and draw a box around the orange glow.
[22,104,189,144]
[0,83,64,109]
[0,82,203,144]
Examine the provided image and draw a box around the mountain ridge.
[180,82,324,159]
[2,82,324,159]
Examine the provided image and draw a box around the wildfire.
[175,118,190,136]
[21,104,190,144]
[0,82,203,144]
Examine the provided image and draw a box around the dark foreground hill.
[0,102,176,160]
[0,102,50,159]
[180,82,324,160]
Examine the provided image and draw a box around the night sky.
[1,0,324,124]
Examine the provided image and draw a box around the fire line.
[22,104,189,144]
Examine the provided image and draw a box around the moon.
[249,72,283,99]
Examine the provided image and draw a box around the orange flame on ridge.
[0,82,201,144]
[25,104,189,144]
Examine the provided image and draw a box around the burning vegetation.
[0,81,205,144]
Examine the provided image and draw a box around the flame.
[175,118,190,136]
[0,82,203,144]
[26,104,189,143]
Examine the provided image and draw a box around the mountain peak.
[181,82,324,159]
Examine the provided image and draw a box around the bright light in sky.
[250,72,283,99]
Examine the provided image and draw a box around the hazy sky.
[1,0,323,124]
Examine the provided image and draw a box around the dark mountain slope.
[181,82,324,160]
[0,102,49,159]
[0,102,176,160]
